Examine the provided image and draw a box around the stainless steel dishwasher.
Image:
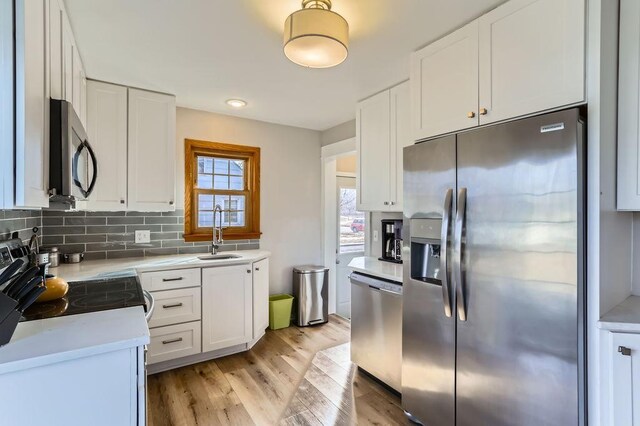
[350,271,402,392]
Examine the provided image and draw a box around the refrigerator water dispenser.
[410,218,443,285]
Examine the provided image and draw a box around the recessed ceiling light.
[226,99,247,108]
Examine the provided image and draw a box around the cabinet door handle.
[169,201,174,205]
[247,269,252,273]
[619,346,632,356]
[479,107,488,116]
[120,199,125,204]
[162,302,183,309]
[390,201,395,206]
[467,111,476,118]
[162,277,184,282]
[255,267,260,271]
[383,201,389,205]
[162,337,183,345]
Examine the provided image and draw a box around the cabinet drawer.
[148,287,201,329]
[140,268,201,291]
[148,321,201,364]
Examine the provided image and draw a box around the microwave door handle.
[454,187,468,321]
[440,188,453,317]
[84,140,98,198]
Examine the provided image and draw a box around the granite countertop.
[598,295,640,332]
[348,256,403,283]
[50,249,271,282]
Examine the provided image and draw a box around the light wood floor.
[147,315,406,425]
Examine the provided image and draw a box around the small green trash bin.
[269,294,294,330]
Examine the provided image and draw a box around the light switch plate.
[373,230,379,242]
[135,230,151,244]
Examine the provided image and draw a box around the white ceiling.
[65,0,505,131]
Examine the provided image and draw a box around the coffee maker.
[379,219,403,263]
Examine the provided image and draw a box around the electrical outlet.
[135,230,151,244]
[373,230,379,242]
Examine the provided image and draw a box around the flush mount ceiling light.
[226,99,247,108]
[283,0,349,68]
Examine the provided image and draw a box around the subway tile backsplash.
[0,209,259,260]
[0,210,42,242]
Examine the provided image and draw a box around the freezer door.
[402,135,456,426]
[454,109,584,425]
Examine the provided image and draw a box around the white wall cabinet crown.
[617,0,640,210]
[411,0,585,141]
[85,81,176,212]
[356,80,411,212]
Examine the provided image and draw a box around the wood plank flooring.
[147,315,407,426]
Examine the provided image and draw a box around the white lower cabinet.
[149,321,202,365]
[609,332,640,425]
[0,346,144,425]
[202,264,253,352]
[252,258,269,339]
[147,287,201,329]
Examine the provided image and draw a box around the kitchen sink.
[197,254,242,261]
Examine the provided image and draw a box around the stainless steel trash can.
[292,265,329,326]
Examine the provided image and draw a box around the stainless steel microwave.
[49,99,97,204]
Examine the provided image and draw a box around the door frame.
[321,137,356,315]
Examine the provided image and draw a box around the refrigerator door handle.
[440,188,454,317]
[454,187,468,321]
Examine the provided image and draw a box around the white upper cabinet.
[411,21,479,141]
[410,0,585,140]
[127,88,176,212]
[49,0,63,101]
[390,81,412,211]
[618,0,640,210]
[478,0,585,125]
[357,81,410,212]
[86,81,128,211]
[14,0,49,208]
[62,14,73,104]
[0,0,13,208]
[357,90,391,211]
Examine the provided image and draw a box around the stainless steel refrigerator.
[402,108,586,426]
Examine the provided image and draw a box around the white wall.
[176,107,323,295]
[321,119,355,147]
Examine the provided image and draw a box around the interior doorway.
[321,138,361,318]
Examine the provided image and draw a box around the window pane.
[214,195,228,210]
[197,174,213,189]
[198,194,214,211]
[198,211,214,228]
[214,175,229,190]
[339,187,365,253]
[230,195,245,211]
[230,160,244,176]
[200,157,214,174]
[214,158,229,174]
[230,175,243,190]
[227,211,245,227]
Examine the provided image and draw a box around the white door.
[336,176,364,319]
[478,0,585,125]
[15,0,49,208]
[611,332,640,426]
[86,81,128,211]
[49,0,63,100]
[62,14,73,103]
[390,81,411,211]
[252,258,269,339]
[356,90,390,211]
[411,20,479,141]
[202,265,252,352]
[127,88,176,211]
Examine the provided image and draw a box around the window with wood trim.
[184,140,260,241]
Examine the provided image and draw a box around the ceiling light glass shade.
[283,7,349,68]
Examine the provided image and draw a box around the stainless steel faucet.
[212,204,224,254]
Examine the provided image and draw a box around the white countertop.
[598,295,640,332]
[0,250,270,374]
[0,307,149,374]
[51,250,271,282]
[348,256,403,282]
